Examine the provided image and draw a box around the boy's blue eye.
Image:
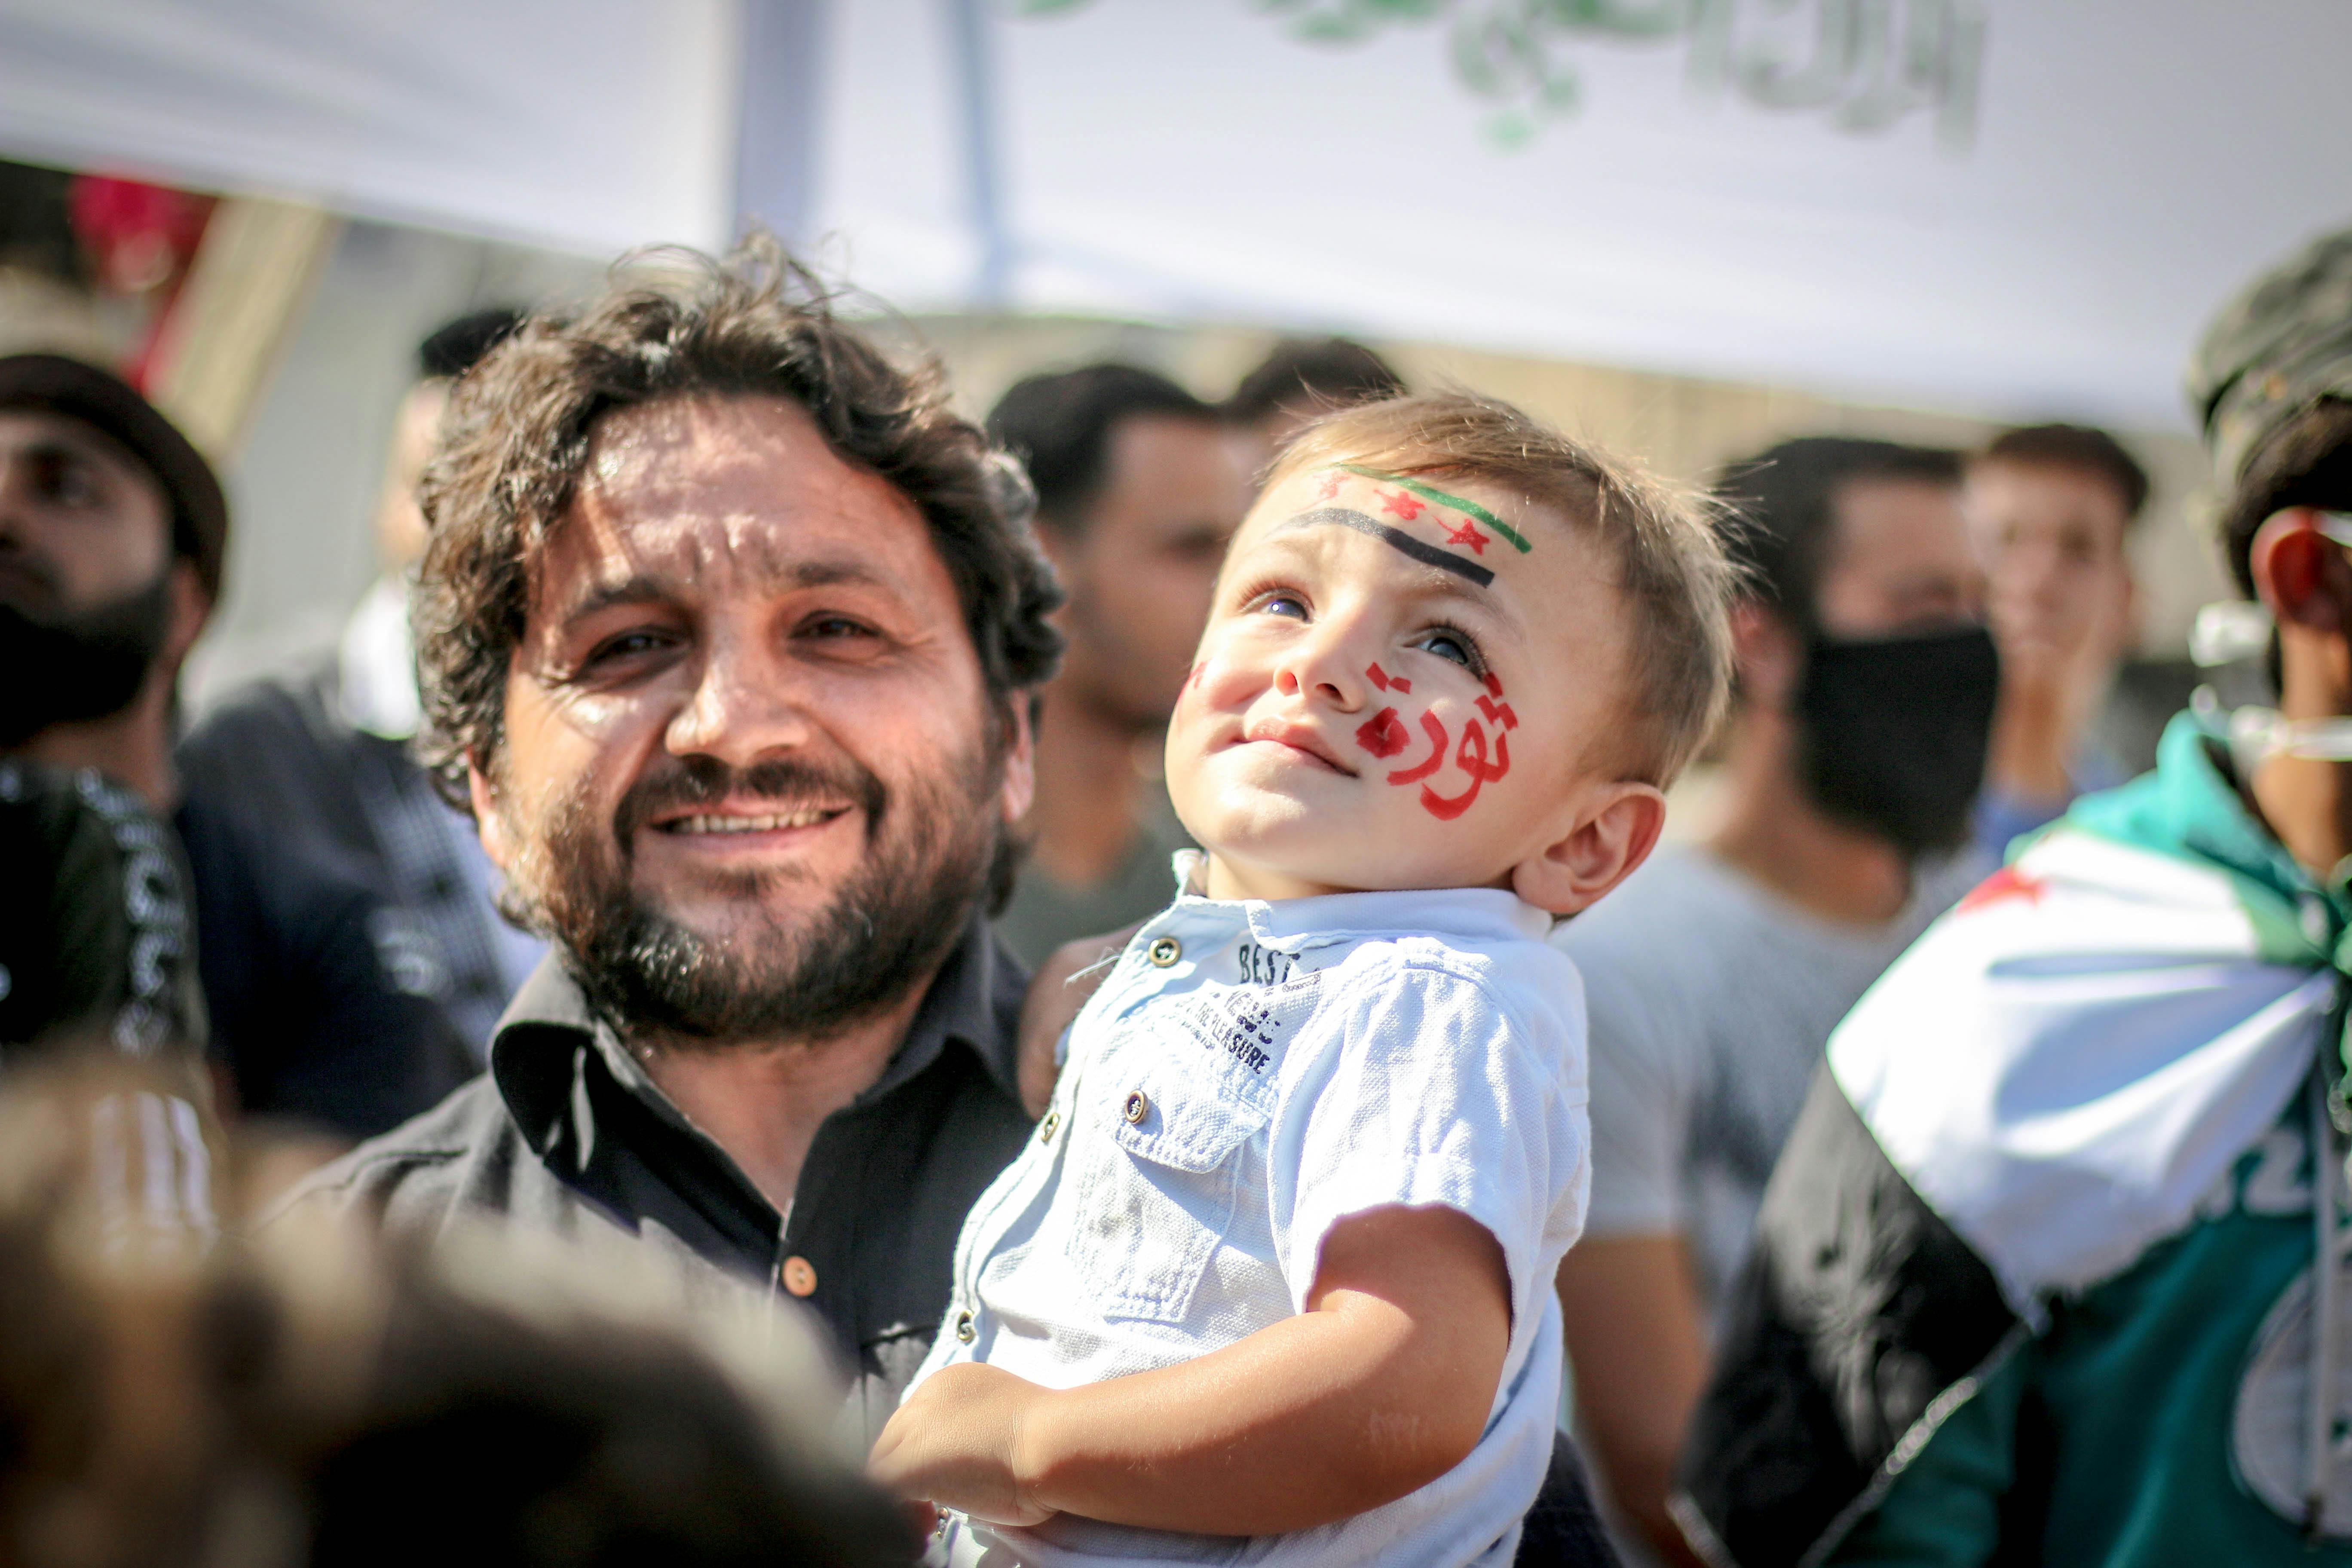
[1416,630,1475,669]
[1257,593,1308,620]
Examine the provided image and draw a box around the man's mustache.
[612,753,889,850]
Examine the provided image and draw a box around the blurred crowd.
[4,198,2351,1568]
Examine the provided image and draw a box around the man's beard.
[0,565,173,747]
[516,739,1004,1048]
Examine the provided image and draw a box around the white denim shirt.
[910,856,1591,1568]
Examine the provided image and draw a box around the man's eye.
[588,630,672,665]
[799,614,876,640]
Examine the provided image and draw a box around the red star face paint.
[1379,489,1426,521]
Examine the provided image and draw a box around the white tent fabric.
[0,0,740,256]
[6,0,2352,427]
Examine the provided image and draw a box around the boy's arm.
[869,1202,1512,1534]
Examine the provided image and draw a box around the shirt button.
[1147,936,1182,967]
[1039,1109,1060,1143]
[781,1256,818,1297]
[955,1311,976,1343]
[1123,1090,1150,1125]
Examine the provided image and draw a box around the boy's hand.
[870,1363,1059,1527]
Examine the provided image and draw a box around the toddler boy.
[872,393,1734,1565]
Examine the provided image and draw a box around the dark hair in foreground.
[985,362,1219,536]
[1980,422,2151,522]
[1271,393,1737,786]
[1715,436,1964,633]
[2220,398,2352,598]
[1225,337,1406,426]
[413,232,1064,802]
[0,1058,915,1568]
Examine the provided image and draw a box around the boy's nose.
[1274,625,1369,711]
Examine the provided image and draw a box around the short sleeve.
[1273,956,1586,1330]
[1566,932,1697,1239]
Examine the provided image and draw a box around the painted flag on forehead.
[1673,760,2348,1568]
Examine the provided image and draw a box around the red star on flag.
[1314,472,1344,503]
[1443,518,1489,555]
[1957,865,2047,915]
[1380,489,1426,521]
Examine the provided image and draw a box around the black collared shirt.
[274,916,1035,1438]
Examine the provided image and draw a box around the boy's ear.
[1512,781,1667,916]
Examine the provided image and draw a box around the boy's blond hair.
[1269,392,1736,787]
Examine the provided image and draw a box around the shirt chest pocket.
[1060,1050,1268,1325]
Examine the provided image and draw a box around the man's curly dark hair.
[412,231,1064,810]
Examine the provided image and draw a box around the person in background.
[1223,335,1406,481]
[1679,226,2352,1568]
[985,365,1246,968]
[1550,438,1997,1566]
[179,309,542,1092]
[1968,422,2147,856]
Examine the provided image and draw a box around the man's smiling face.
[1165,462,1638,906]
[478,394,1029,1041]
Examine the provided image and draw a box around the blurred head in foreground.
[0,1058,913,1568]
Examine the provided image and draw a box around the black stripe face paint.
[1273,507,1495,589]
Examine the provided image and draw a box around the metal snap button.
[1123,1090,1150,1125]
[1147,936,1182,967]
[1039,1109,1060,1143]
[954,1310,976,1343]
[781,1255,818,1297]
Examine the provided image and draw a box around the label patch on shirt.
[1168,974,1321,1080]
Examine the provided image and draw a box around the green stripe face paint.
[1332,464,1532,554]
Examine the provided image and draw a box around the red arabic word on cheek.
[1385,711,1451,785]
[1419,717,1513,821]
[1366,662,1411,695]
[1355,707,1410,759]
[1476,694,1517,731]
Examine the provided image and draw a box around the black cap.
[0,355,229,603]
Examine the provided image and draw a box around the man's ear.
[2251,509,2352,635]
[467,756,514,873]
[1512,781,1667,917]
[161,561,211,669]
[998,699,1037,827]
[1730,599,1801,713]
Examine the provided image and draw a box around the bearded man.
[273,238,1063,1437]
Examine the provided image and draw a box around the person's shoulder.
[262,1073,513,1233]
[1310,923,1581,1073]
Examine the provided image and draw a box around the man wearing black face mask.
[1547,436,1995,1567]
[0,355,223,799]
[0,353,476,1142]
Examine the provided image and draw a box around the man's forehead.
[0,405,151,473]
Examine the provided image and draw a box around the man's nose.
[665,634,814,766]
[1273,620,1371,711]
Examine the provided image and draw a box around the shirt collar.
[1152,847,1553,954]
[488,913,1027,1155]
